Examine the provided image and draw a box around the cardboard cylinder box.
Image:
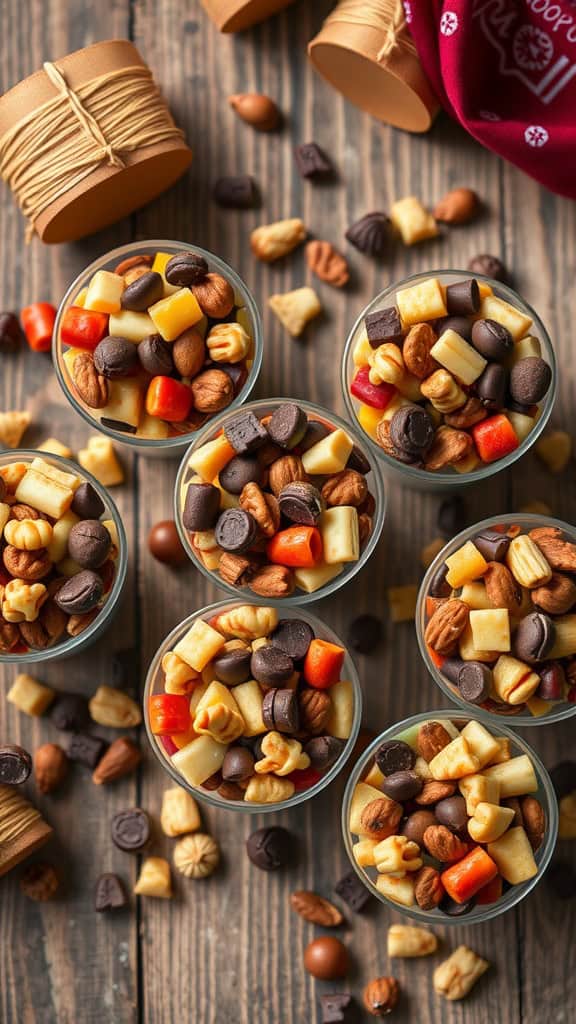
[0,785,53,878]
[202,0,296,32]
[0,40,192,243]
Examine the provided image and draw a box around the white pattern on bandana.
[524,125,549,147]
[440,11,459,37]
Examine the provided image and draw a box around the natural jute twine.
[0,61,185,240]
[0,785,44,845]
[324,0,416,62]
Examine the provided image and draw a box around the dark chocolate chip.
[111,808,151,853]
[224,411,268,455]
[95,873,127,912]
[270,619,315,661]
[435,796,468,833]
[278,482,325,525]
[477,362,508,411]
[458,662,492,704]
[214,509,258,553]
[219,455,263,495]
[222,746,255,782]
[305,735,345,771]
[94,336,139,379]
[300,420,331,452]
[346,212,388,257]
[267,403,308,449]
[216,362,247,390]
[346,444,371,475]
[435,316,473,342]
[68,733,107,770]
[473,529,510,562]
[320,993,356,1024]
[389,406,434,456]
[165,252,208,287]
[348,614,382,655]
[201,771,223,791]
[441,895,475,916]
[375,740,415,775]
[364,306,403,347]
[382,769,423,802]
[441,657,467,685]
[0,312,24,353]
[121,271,163,312]
[250,646,294,687]
[71,481,105,520]
[182,482,220,532]
[138,334,175,376]
[212,647,252,685]
[438,496,466,538]
[537,661,566,701]
[467,254,508,282]
[246,826,292,870]
[262,687,300,734]
[0,744,32,785]
[67,520,111,569]
[295,142,334,179]
[50,693,90,732]
[510,357,551,405]
[471,318,513,362]
[55,570,103,615]
[429,561,450,597]
[401,810,437,847]
[513,611,555,664]
[213,175,258,209]
[550,761,576,799]
[446,278,480,316]
[334,869,372,912]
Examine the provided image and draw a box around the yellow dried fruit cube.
[269,287,322,337]
[469,608,510,652]
[445,540,488,589]
[151,251,180,296]
[536,430,572,473]
[172,734,227,787]
[387,584,418,623]
[84,270,124,314]
[187,435,235,482]
[460,721,501,768]
[15,468,74,519]
[429,736,480,780]
[108,309,155,343]
[294,562,343,593]
[461,581,492,610]
[375,873,415,908]
[160,787,201,837]
[488,826,537,884]
[453,450,481,474]
[507,410,535,444]
[37,437,73,459]
[390,196,438,245]
[136,413,170,440]
[320,507,359,565]
[78,437,124,487]
[352,333,372,367]
[231,679,266,736]
[301,428,353,475]
[548,615,576,659]
[349,781,389,836]
[509,335,541,364]
[492,654,540,704]
[173,619,225,672]
[0,411,31,449]
[325,680,354,739]
[396,277,447,327]
[134,857,172,898]
[458,774,500,816]
[482,754,538,798]
[149,288,203,342]
[74,287,87,307]
[457,622,498,663]
[526,695,553,718]
[98,379,143,431]
[431,329,487,386]
[7,673,55,716]
[479,294,532,341]
[353,839,378,867]
[364,763,385,788]
[489,738,511,764]
[357,403,383,440]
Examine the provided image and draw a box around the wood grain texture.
[1,1,575,1022]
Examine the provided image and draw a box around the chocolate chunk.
[111,808,151,852]
[213,175,258,209]
[0,744,32,785]
[401,810,437,847]
[94,336,139,379]
[71,481,105,520]
[300,420,331,452]
[294,142,334,179]
[219,455,263,495]
[215,508,257,553]
[364,306,403,347]
[345,212,388,257]
[212,647,252,685]
[100,418,137,435]
[551,761,576,799]
[0,311,24,353]
[138,334,174,376]
[375,739,415,774]
[222,746,255,782]
[438,496,466,538]
[428,561,450,597]
[513,611,555,664]
[441,895,475,916]
[50,693,90,732]
[279,482,325,525]
[435,796,468,833]
[382,769,423,802]
[305,735,345,771]
[224,411,268,454]
[165,252,208,287]
[267,403,308,449]
[251,646,294,687]
[121,271,163,312]
[262,688,300,733]
[246,826,292,870]
[55,570,103,614]
[458,662,492,704]
[537,662,565,701]
[471,318,513,361]
[67,520,111,569]
[441,657,468,685]
[270,619,314,661]
[348,614,382,654]
[473,529,510,562]
[182,482,220,532]
[446,278,480,316]
[435,315,473,342]
[390,406,434,456]
[217,362,247,390]
[320,993,356,1024]
[334,869,372,912]
[477,362,508,411]
[347,445,371,475]
[68,733,107,770]
[95,873,127,912]
[467,253,508,282]
[510,357,552,405]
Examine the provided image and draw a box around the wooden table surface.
[2,2,576,1022]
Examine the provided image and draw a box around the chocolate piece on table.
[510,357,552,405]
[221,746,254,783]
[279,482,324,525]
[111,808,151,853]
[334,869,372,912]
[182,482,220,532]
[348,614,382,655]
[476,363,508,411]
[250,646,293,687]
[55,570,103,615]
[0,745,32,785]
[389,406,434,457]
[295,142,334,179]
[345,212,388,257]
[67,520,111,569]
[94,336,139,378]
[213,175,258,209]
[224,411,268,454]
[219,455,263,495]
[267,402,308,449]
[121,271,163,312]
[467,253,508,282]
[0,311,24,352]
[375,739,415,775]
[446,278,480,317]
[513,611,555,664]
[471,318,513,361]
[300,420,331,452]
[305,736,345,771]
[165,252,208,287]
[270,619,315,661]
[320,992,356,1024]
[213,647,252,685]
[67,733,107,770]
[382,770,423,802]
[262,688,299,734]
[95,872,128,912]
[438,496,466,538]
[364,306,402,346]
[148,520,187,566]
[137,334,174,376]
[473,529,510,562]
[50,693,90,732]
[246,826,292,870]
[71,481,105,520]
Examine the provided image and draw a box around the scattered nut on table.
[173,833,220,879]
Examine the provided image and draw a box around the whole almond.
[322,469,367,508]
[520,795,545,850]
[532,573,576,615]
[305,240,349,288]
[290,890,343,927]
[415,780,456,806]
[360,797,403,840]
[228,93,281,131]
[73,353,108,409]
[92,737,141,785]
[484,561,522,612]
[434,187,479,224]
[423,824,468,862]
[34,743,68,794]
[414,866,444,910]
[424,599,469,655]
[417,721,452,762]
[403,323,438,380]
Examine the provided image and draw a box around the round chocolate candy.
[389,406,434,457]
[537,662,566,701]
[0,744,32,785]
[468,253,507,282]
[435,315,473,342]
[375,739,415,775]
[94,872,127,912]
[513,611,555,664]
[510,356,552,405]
[50,693,90,732]
[55,570,103,615]
[278,482,325,526]
[267,402,308,449]
[148,520,187,566]
[219,456,263,495]
[304,735,345,771]
[458,662,492,704]
[212,647,252,685]
[300,420,331,452]
[138,334,174,376]
[67,520,111,569]
[111,808,151,853]
[348,614,382,655]
[471,318,513,361]
[476,362,508,411]
[304,936,349,980]
[446,278,480,317]
[270,619,314,661]
[224,411,268,455]
[262,688,299,733]
[222,746,254,783]
[71,481,105,520]
[435,796,468,833]
[183,482,220,532]
[94,336,138,379]
[121,271,164,312]
[382,769,423,802]
[250,646,294,687]
[214,509,258,554]
[401,810,437,847]
[165,252,208,287]
[246,825,292,870]
[473,529,510,562]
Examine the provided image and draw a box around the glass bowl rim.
[416,512,576,726]
[52,239,264,451]
[0,448,128,663]
[341,268,557,485]
[143,598,363,812]
[341,708,559,925]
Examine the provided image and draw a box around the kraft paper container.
[0,40,192,243]
[202,0,295,32]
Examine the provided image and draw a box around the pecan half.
[248,564,295,597]
[290,890,343,926]
[321,469,367,507]
[403,323,438,379]
[532,573,576,615]
[240,482,280,537]
[417,721,452,762]
[363,978,400,1017]
[529,527,576,572]
[415,780,456,806]
[423,824,468,862]
[519,795,545,850]
[358,513,373,546]
[114,254,153,282]
[73,353,108,409]
[268,455,307,497]
[8,503,44,521]
[414,865,444,910]
[298,689,331,734]
[424,599,469,655]
[360,797,403,840]
[425,426,473,471]
[484,561,522,612]
[445,397,487,429]
[0,614,20,651]
[3,545,52,581]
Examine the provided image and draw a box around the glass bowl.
[174,398,386,606]
[342,710,558,925]
[0,450,127,663]
[143,599,362,812]
[342,270,556,491]
[417,513,576,726]
[53,240,263,457]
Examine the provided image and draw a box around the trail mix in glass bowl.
[418,515,576,725]
[144,601,361,811]
[343,712,557,924]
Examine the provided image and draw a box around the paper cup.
[202,0,295,32]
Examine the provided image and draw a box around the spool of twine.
[0,41,192,243]
[308,0,438,133]
[202,0,295,32]
[0,785,53,878]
